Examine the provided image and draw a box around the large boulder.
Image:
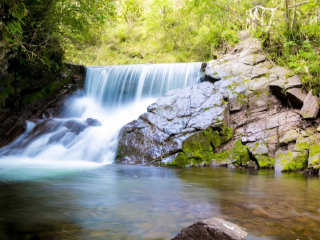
[116,81,242,166]
[172,217,247,240]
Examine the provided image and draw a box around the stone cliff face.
[116,34,320,172]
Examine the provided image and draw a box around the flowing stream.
[0,63,319,240]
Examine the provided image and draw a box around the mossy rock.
[275,151,308,172]
[247,140,268,156]
[308,144,320,166]
[294,136,309,152]
[211,139,250,166]
[173,126,234,167]
[228,139,251,165]
[211,151,231,166]
[309,133,320,145]
[256,155,274,168]
[279,130,300,145]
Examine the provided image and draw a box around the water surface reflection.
[0,165,319,240]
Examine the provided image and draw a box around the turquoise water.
[0,165,319,240]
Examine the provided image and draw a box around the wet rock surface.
[117,32,320,172]
[172,217,247,240]
[116,81,237,166]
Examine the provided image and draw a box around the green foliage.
[66,0,246,65]
[253,0,320,95]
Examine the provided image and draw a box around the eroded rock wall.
[116,33,320,172]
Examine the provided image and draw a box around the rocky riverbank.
[116,32,320,173]
[0,62,85,147]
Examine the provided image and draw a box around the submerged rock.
[172,217,247,240]
[85,118,102,126]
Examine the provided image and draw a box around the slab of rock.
[279,129,299,145]
[294,136,309,152]
[286,88,307,108]
[300,91,319,119]
[308,144,320,167]
[246,140,274,168]
[116,81,236,166]
[269,75,302,98]
[172,217,247,240]
[275,150,308,172]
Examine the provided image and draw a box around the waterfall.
[0,63,201,164]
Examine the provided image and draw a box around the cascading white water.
[0,63,201,168]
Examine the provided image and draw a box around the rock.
[85,118,102,126]
[241,136,256,144]
[211,139,250,166]
[246,160,258,169]
[64,120,88,135]
[246,140,274,168]
[201,62,207,72]
[301,91,319,119]
[286,88,307,108]
[255,155,275,168]
[308,144,320,167]
[203,74,221,83]
[279,129,299,145]
[116,81,235,166]
[269,75,302,98]
[251,207,270,218]
[172,217,247,240]
[246,140,268,156]
[275,150,308,172]
[294,136,309,152]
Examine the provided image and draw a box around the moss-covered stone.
[172,126,234,167]
[279,130,300,145]
[228,139,251,165]
[247,140,268,156]
[309,133,320,145]
[211,151,230,165]
[275,151,308,172]
[308,144,320,166]
[294,136,309,152]
[256,155,274,168]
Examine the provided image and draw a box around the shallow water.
[0,165,319,240]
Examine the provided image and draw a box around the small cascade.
[0,63,201,164]
[85,63,201,108]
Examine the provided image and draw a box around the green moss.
[228,139,251,165]
[166,160,178,167]
[169,126,234,167]
[309,145,320,166]
[256,155,274,168]
[211,151,230,165]
[294,137,309,152]
[276,151,308,171]
[279,130,299,145]
[173,152,193,167]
